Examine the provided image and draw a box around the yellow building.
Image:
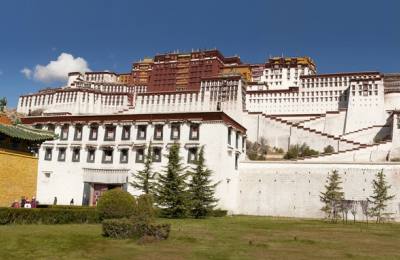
[117,73,132,84]
[0,116,54,206]
[222,64,252,82]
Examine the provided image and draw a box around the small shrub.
[146,223,171,240]
[284,143,319,159]
[273,147,284,154]
[0,207,99,224]
[102,218,171,240]
[323,145,335,154]
[246,138,269,160]
[102,218,137,239]
[135,194,156,223]
[96,189,137,220]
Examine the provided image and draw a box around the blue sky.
[0,0,399,107]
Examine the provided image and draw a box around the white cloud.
[22,53,91,83]
[21,68,32,79]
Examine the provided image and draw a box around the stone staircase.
[262,114,363,150]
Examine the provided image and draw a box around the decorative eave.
[0,123,55,142]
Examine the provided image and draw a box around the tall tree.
[369,170,395,223]
[130,143,156,195]
[320,170,344,222]
[0,97,7,112]
[156,143,189,218]
[188,146,219,218]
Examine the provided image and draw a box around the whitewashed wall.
[36,120,245,212]
[238,161,400,221]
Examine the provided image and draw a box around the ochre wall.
[0,149,38,206]
[0,115,11,124]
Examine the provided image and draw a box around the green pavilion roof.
[0,124,55,141]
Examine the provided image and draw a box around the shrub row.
[209,209,228,217]
[37,205,93,210]
[0,207,99,224]
[102,218,170,240]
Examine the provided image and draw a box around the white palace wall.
[238,162,400,221]
[35,117,245,212]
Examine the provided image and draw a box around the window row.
[57,123,200,142]
[44,146,199,164]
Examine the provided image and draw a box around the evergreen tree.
[0,97,7,112]
[369,170,395,223]
[130,143,156,195]
[320,170,344,221]
[188,146,219,218]
[156,143,189,218]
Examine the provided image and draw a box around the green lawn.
[0,216,400,259]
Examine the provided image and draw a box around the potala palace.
[17,50,400,221]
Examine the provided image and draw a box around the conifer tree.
[369,170,395,223]
[156,143,189,218]
[320,170,344,221]
[188,146,219,218]
[130,143,156,195]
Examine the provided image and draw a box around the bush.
[323,145,335,154]
[284,143,319,159]
[102,218,171,240]
[102,218,137,239]
[246,138,269,160]
[96,189,137,220]
[0,207,99,225]
[135,194,156,223]
[209,209,228,217]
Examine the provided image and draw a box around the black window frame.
[189,123,200,140]
[72,148,81,162]
[87,148,96,163]
[57,148,66,162]
[104,125,116,141]
[235,153,239,170]
[137,125,147,140]
[120,149,129,164]
[228,127,232,145]
[74,125,83,141]
[47,124,55,133]
[235,131,239,149]
[187,147,198,164]
[170,123,180,140]
[44,148,52,161]
[135,148,145,163]
[152,147,162,162]
[121,125,131,140]
[60,124,69,141]
[89,125,99,141]
[153,124,163,141]
[102,148,114,164]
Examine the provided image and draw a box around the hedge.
[209,209,228,217]
[102,218,138,239]
[0,207,99,224]
[37,205,93,210]
[102,218,170,240]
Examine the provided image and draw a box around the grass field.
[0,216,400,259]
